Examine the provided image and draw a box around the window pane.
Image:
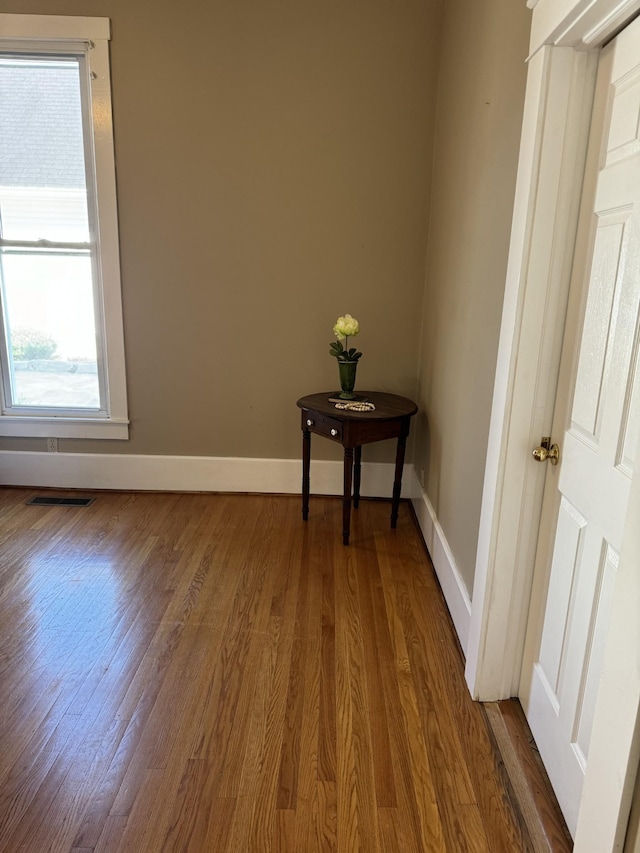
[1,251,100,409]
[0,56,90,242]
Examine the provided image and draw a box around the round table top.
[296,391,418,421]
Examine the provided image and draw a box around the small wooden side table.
[296,391,418,545]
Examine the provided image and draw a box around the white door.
[519,16,640,839]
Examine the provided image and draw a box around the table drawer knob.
[306,419,314,426]
[330,428,338,436]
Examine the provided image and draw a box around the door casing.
[465,0,640,848]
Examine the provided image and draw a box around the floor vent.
[27,496,95,507]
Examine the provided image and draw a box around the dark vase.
[338,361,358,399]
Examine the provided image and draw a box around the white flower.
[329,314,362,362]
[333,314,359,340]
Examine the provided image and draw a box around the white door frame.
[465,0,640,847]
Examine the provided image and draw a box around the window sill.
[0,416,129,439]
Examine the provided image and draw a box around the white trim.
[0,416,128,439]
[465,43,599,701]
[0,15,128,439]
[0,14,110,41]
[529,0,640,53]
[0,450,418,500]
[411,488,472,654]
[89,32,128,429]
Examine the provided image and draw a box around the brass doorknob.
[532,442,560,465]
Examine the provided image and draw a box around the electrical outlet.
[47,437,58,453]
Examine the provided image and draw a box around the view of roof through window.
[0,55,100,409]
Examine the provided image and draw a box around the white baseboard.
[0,450,419,500]
[411,483,472,655]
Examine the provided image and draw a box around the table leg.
[343,446,354,545]
[302,428,310,520]
[353,445,362,509]
[391,432,407,529]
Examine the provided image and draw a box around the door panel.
[520,15,640,838]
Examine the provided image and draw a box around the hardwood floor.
[0,488,543,851]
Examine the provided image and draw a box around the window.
[0,15,128,439]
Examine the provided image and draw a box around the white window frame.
[0,14,128,439]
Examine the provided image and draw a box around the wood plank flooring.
[0,488,537,852]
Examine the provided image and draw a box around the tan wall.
[1,0,442,461]
[415,0,531,592]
